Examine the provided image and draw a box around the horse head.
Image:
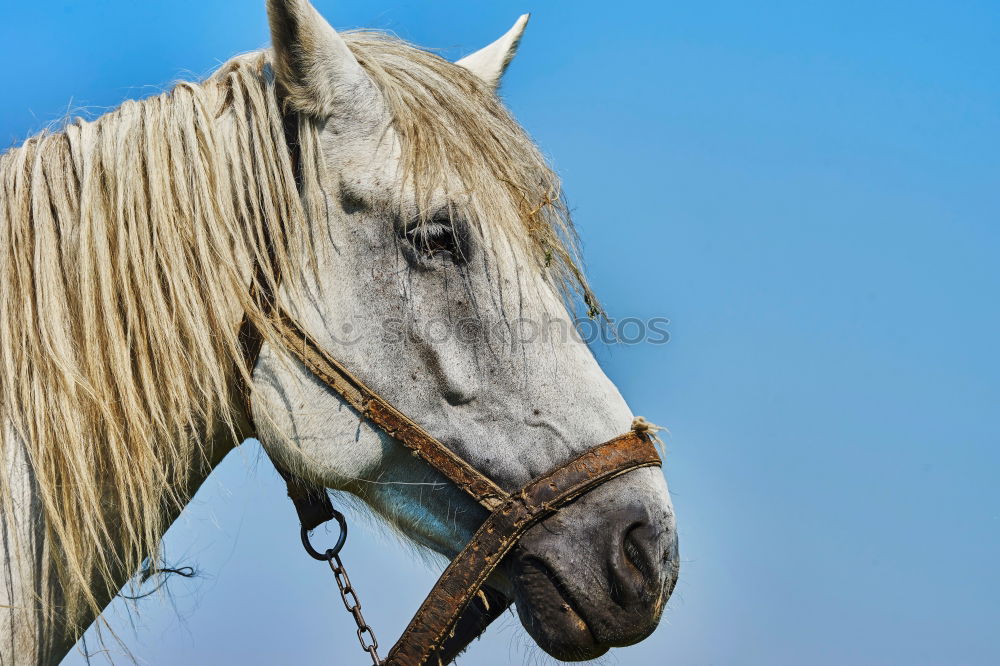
[251,1,679,659]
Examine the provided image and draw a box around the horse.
[0,1,679,663]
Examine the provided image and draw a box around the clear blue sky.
[3,1,998,664]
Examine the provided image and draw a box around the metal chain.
[327,552,383,665]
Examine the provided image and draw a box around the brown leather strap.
[237,292,339,531]
[383,431,661,666]
[272,465,337,531]
[268,307,510,512]
[434,586,511,665]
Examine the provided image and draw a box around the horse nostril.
[623,525,656,581]
[608,517,659,609]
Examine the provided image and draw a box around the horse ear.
[266,0,376,118]
[456,14,530,89]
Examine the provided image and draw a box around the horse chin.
[510,555,609,662]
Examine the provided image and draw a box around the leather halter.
[237,115,663,666]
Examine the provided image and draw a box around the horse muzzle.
[508,470,679,661]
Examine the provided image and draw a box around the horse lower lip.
[513,555,603,658]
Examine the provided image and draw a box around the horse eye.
[401,209,469,266]
[409,222,456,256]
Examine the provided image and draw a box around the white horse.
[0,1,678,663]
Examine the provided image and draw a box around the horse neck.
[0,402,240,665]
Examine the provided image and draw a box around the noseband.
[237,116,663,666]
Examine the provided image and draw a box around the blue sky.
[3,1,999,664]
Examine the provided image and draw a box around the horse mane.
[0,32,593,636]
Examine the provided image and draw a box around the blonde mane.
[0,33,593,637]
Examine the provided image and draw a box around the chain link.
[328,552,383,665]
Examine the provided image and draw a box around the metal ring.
[300,509,348,561]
